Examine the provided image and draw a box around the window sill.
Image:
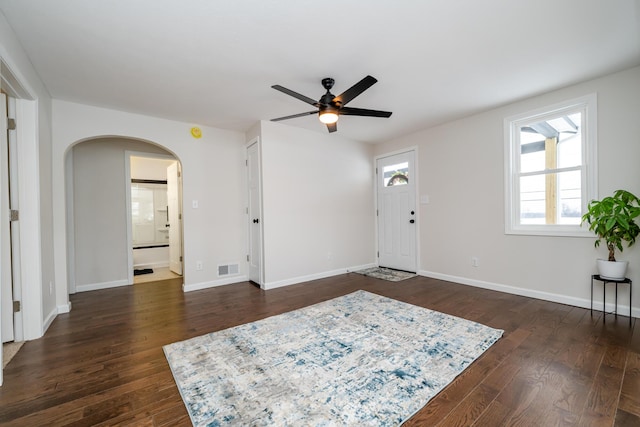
[505,225,593,238]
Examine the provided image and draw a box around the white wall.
[72,138,170,290]
[375,66,640,315]
[259,120,376,288]
[130,156,175,180]
[53,101,248,300]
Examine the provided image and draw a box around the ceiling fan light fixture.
[271,76,391,133]
[319,110,339,124]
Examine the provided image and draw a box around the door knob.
[253,218,259,224]
[410,211,415,215]
[409,219,415,224]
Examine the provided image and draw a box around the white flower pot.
[596,259,628,280]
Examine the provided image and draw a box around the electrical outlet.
[196,261,203,271]
[471,257,479,267]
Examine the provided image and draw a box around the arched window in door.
[383,162,409,187]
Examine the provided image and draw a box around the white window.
[504,94,597,236]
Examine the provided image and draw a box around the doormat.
[134,268,153,276]
[353,267,416,282]
[164,290,503,426]
[3,341,24,368]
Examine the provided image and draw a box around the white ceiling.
[1,0,638,143]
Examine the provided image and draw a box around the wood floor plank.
[471,399,511,427]
[1,274,638,426]
[436,383,500,427]
[618,351,640,417]
[615,408,640,426]
[580,344,627,425]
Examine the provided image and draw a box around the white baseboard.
[57,301,72,314]
[183,275,248,292]
[262,263,376,290]
[184,263,377,292]
[419,270,637,318]
[43,306,58,334]
[76,279,130,293]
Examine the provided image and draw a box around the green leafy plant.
[581,189,640,261]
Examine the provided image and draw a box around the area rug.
[164,290,503,426]
[353,266,417,281]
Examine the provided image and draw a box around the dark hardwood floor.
[1,273,640,426]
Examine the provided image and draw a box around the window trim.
[504,94,598,237]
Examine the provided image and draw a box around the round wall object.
[190,127,202,139]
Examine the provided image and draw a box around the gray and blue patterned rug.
[164,290,503,426]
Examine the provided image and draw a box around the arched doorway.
[65,136,183,293]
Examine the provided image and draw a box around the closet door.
[247,141,262,285]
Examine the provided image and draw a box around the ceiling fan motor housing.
[320,92,336,106]
[321,77,335,91]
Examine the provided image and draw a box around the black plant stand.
[590,274,632,326]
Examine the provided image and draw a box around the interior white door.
[7,96,21,343]
[377,151,417,272]
[0,93,13,344]
[247,142,262,285]
[167,162,183,275]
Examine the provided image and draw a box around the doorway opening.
[0,92,21,359]
[1,58,39,383]
[127,153,183,284]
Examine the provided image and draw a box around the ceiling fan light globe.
[319,111,339,124]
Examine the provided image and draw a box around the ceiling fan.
[270,75,392,133]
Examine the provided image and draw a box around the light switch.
[192,200,199,209]
[420,195,430,204]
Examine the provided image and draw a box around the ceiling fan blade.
[272,85,320,106]
[340,107,392,118]
[271,111,317,122]
[333,75,378,106]
[326,122,337,133]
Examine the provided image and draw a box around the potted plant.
[581,189,640,279]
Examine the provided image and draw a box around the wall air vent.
[218,263,239,277]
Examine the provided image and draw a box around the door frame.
[6,95,23,343]
[0,92,13,346]
[374,147,420,272]
[125,151,181,285]
[1,59,42,385]
[166,161,183,275]
[245,137,264,287]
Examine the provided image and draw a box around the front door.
[247,141,262,285]
[377,151,417,272]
